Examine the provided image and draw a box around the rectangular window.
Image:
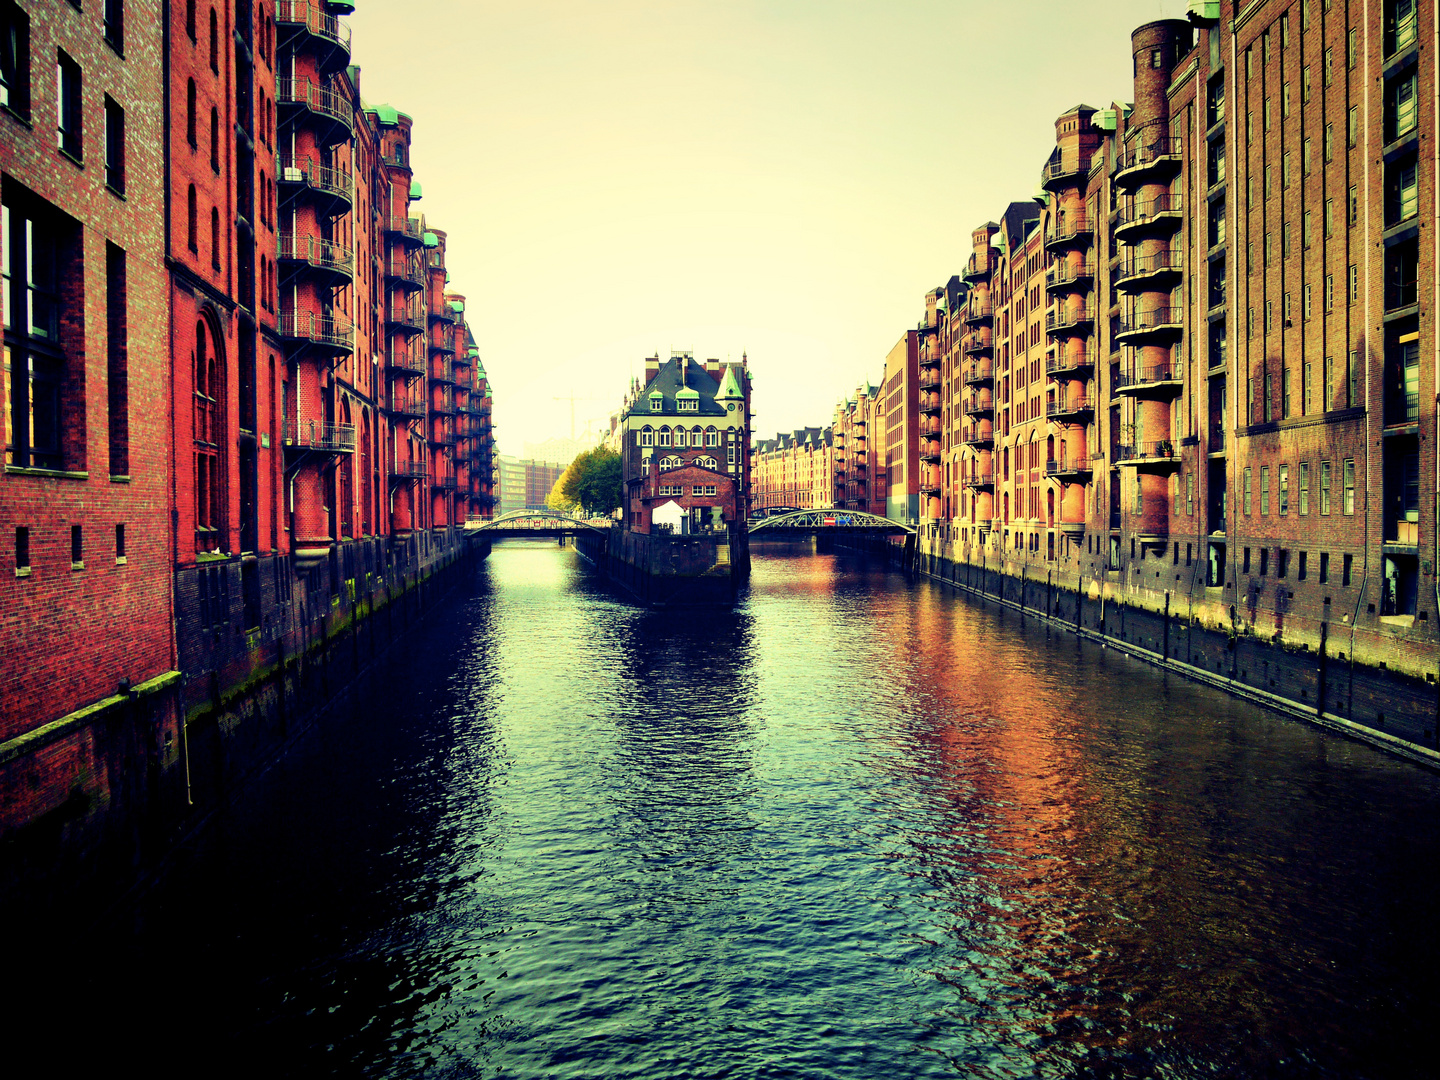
[1,0,31,119]
[1264,370,1273,422]
[1244,467,1253,514]
[115,522,125,562]
[1303,212,1312,249]
[1187,474,1194,516]
[1265,300,1273,333]
[1348,28,1357,69]
[104,95,124,194]
[56,50,81,160]
[103,0,123,52]
[1324,355,1334,407]
[1244,546,1252,573]
[106,243,128,476]
[1283,223,1292,257]
[1261,466,1270,514]
[1319,551,1329,583]
[1282,364,1291,417]
[1324,123,1333,161]
[1325,275,1334,310]
[1343,553,1353,586]
[1348,265,1358,303]
[1279,465,1290,514]
[1390,71,1418,139]
[1283,151,1292,187]
[1304,284,1312,318]
[1343,457,1355,514]
[1347,349,1359,406]
[1324,47,1333,86]
[1279,549,1289,579]
[14,525,29,574]
[3,194,71,470]
[70,523,82,567]
[1299,462,1310,513]
[1324,199,1333,237]
[1321,460,1332,513]
[1260,547,1270,576]
[1265,165,1273,198]
[1348,106,1358,148]
[1303,138,1312,175]
[1303,66,1311,102]
[1304,360,1312,412]
[1283,82,1291,118]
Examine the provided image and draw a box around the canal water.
[49,545,1440,1076]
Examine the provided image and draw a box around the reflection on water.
[30,542,1440,1077]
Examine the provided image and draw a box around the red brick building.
[619,352,751,533]
[1,0,181,829]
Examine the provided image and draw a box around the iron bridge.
[748,509,914,535]
[473,509,610,538]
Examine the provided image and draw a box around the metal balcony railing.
[278,232,354,277]
[385,217,425,243]
[276,1,352,57]
[1113,132,1184,181]
[1114,362,1183,390]
[390,460,427,480]
[283,418,355,452]
[1046,259,1095,290]
[1115,249,1183,286]
[1046,348,1098,375]
[278,309,354,351]
[1046,397,1093,419]
[1046,305,1095,332]
[1115,193,1185,230]
[388,392,427,419]
[277,155,354,207]
[275,77,354,134]
[387,306,426,332]
[964,297,994,322]
[1044,216,1092,248]
[964,469,995,487]
[1116,307,1183,339]
[1114,440,1180,462]
[385,256,425,289]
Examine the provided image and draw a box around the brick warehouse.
[1,1,496,883]
[760,0,1440,759]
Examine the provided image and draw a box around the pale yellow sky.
[349,0,1190,454]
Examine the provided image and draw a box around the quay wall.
[574,527,743,605]
[897,532,1440,768]
[0,529,488,922]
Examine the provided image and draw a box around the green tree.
[546,444,622,517]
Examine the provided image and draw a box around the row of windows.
[1241,458,1355,517]
[1245,352,1360,424]
[12,522,126,575]
[637,426,724,448]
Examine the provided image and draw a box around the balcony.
[1208,428,1226,455]
[1045,259,1094,294]
[1114,440,1181,470]
[963,252,995,282]
[390,460,427,482]
[385,217,425,246]
[1044,216,1093,251]
[920,442,941,463]
[278,309,353,356]
[387,392,427,420]
[430,306,456,326]
[1047,396,1094,422]
[963,360,994,385]
[277,155,353,215]
[1041,153,1088,191]
[963,297,994,324]
[1046,304,1094,336]
[432,393,456,416]
[961,427,994,449]
[276,1,352,76]
[277,232,353,287]
[387,306,426,335]
[1113,131,1183,189]
[428,428,458,447]
[919,392,941,415]
[1046,347,1097,376]
[1114,193,1185,240]
[1115,306,1183,346]
[435,474,458,491]
[1114,360,1184,397]
[919,371,941,390]
[430,337,457,356]
[962,393,994,417]
[275,77,353,145]
[1046,457,1094,481]
[1115,249,1184,292]
[282,418,355,454]
[963,329,994,356]
[386,353,426,380]
[964,468,995,489]
[385,256,425,291]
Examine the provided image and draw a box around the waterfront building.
[1,0,495,845]
[618,352,751,533]
[750,426,831,512]
[832,384,884,513]
[0,0,179,821]
[882,329,921,523]
[495,455,564,515]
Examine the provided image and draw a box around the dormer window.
[676,397,699,412]
[649,392,664,411]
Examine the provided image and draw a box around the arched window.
[194,317,224,551]
[210,207,221,268]
[209,8,219,72]
[658,426,671,447]
[705,426,718,447]
[186,0,197,40]
[638,427,653,447]
[186,79,197,145]
[187,185,198,250]
[209,106,219,171]
[673,428,686,448]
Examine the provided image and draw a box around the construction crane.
[552,391,610,440]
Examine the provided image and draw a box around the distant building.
[616,352,751,534]
[751,427,833,512]
[496,455,565,515]
[522,436,587,466]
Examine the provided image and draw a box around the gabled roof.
[629,355,727,419]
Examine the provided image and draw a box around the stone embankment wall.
[1,530,488,922]
[574,527,743,605]
[903,532,1440,768]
